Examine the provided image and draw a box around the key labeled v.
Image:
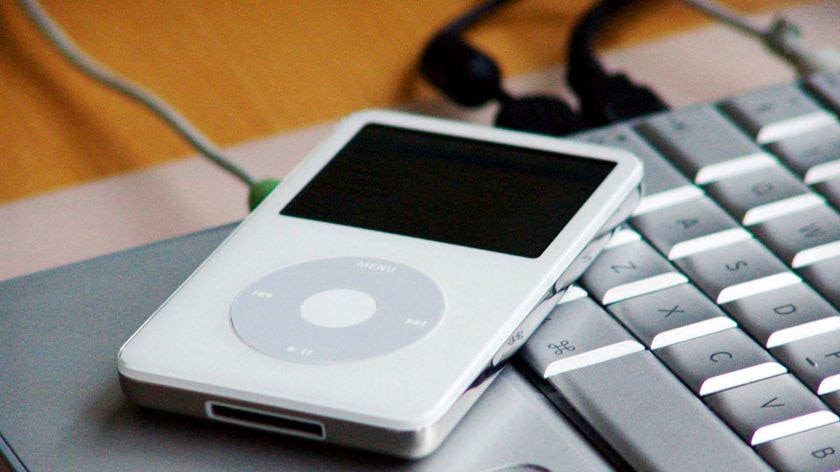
[761,397,785,408]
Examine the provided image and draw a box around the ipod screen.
[281,124,615,258]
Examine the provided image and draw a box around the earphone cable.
[441,0,516,36]
[680,0,840,75]
[18,0,259,187]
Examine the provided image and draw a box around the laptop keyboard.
[520,71,840,472]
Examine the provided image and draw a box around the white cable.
[681,0,840,75]
[681,0,764,37]
[18,0,257,186]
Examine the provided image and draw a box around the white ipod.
[118,110,642,458]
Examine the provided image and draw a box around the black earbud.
[420,34,504,107]
[420,24,583,136]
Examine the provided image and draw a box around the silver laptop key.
[558,284,588,304]
[751,204,840,268]
[826,391,840,414]
[608,284,736,349]
[808,71,840,116]
[631,195,749,259]
[814,177,840,209]
[705,164,823,225]
[675,238,800,304]
[705,374,838,445]
[769,124,840,184]
[603,227,644,250]
[723,283,840,348]
[573,125,702,214]
[755,422,840,472]
[799,256,840,308]
[636,105,774,184]
[655,328,787,396]
[547,351,772,472]
[721,84,838,144]
[521,297,643,378]
[773,330,840,396]
[579,239,688,305]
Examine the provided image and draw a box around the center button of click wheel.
[300,288,377,328]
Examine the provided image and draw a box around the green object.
[248,178,281,210]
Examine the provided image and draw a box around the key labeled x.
[658,305,685,318]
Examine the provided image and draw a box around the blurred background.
[0,0,799,203]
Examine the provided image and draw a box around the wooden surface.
[0,0,799,202]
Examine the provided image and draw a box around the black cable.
[568,0,627,93]
[568,0,669,126]
[441,0,516,36]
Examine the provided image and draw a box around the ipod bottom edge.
[117,367,500,459]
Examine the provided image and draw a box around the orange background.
[0,0,799,202]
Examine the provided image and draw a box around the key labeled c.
[709,351,733,363]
